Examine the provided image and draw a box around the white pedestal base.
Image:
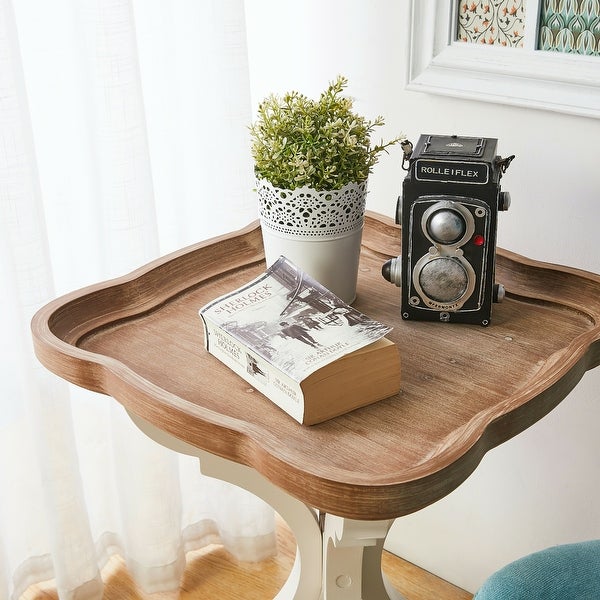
[128,412,406,600]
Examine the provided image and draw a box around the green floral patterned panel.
[538,0,600,55]
[457,1,526,47]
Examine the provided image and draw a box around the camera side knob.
[382,256,402,287]
[499,191,511,211]
[493,283,506,303]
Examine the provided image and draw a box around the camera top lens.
[426,209,466,245]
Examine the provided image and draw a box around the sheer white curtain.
[0,1,274,599]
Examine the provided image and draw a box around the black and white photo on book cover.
[200,256,393,382]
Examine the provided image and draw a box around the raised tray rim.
[31,212,600,519]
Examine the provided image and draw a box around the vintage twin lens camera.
[383,134,514,326]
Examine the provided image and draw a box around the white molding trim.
[407,0,600,119]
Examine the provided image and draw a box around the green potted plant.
[250,75,404,302]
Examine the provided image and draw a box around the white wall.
[245,0,600,593]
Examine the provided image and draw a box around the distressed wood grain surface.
[32,212,600,520]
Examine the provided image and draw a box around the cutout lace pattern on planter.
[257,179,367,237]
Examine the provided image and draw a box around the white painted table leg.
[322,515,406,600]
[128,412,405,600]
[128,412,322,599]
[198,450,322,600]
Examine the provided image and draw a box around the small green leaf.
[249,75,405,191]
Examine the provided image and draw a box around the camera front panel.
[401,188,499,325]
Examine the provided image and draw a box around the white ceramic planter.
[256,178,368,303]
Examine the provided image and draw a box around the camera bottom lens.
[418,257,468,303]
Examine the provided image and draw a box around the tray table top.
[32,213,600,520]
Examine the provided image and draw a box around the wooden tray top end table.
[31,213,600,600]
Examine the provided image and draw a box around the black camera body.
[384,134,513,326]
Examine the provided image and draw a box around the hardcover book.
[199,256,401,425]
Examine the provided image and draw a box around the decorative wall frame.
[407,0,600,119]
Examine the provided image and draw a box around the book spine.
[200,314,306,424]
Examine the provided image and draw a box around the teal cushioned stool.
[474,540,600,599]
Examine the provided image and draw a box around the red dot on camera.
[473,234,485,246]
